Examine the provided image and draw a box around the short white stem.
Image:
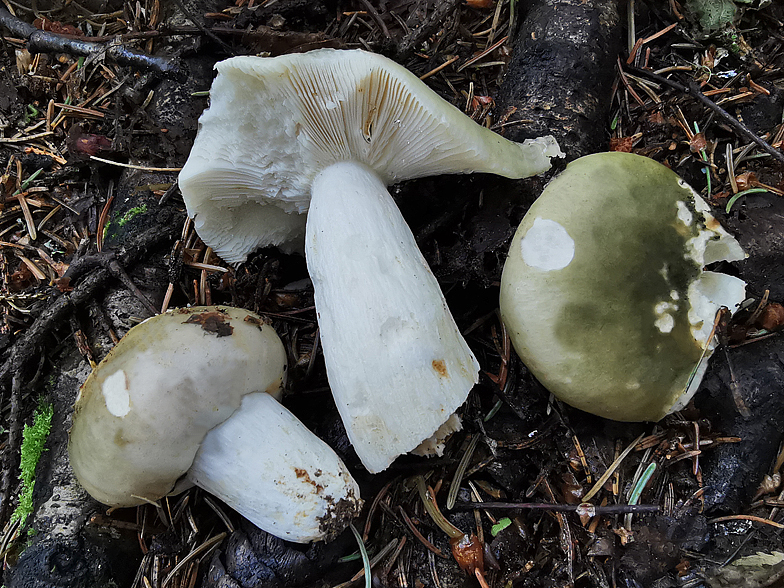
[187,393,361,543]
[306,160,479,473]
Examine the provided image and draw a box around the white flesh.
[410,413,463,457]
[306,161,479,473]
[187,393,362,543]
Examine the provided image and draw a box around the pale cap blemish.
[520,218,575,271]
[654,301,677,333]
[687,271,747,346]
[676,201,693,226]
[654,302,669,314]
[102,370,131,417]
[655,313,675,334]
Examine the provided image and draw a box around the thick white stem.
[187,393,362,543]
[306,161,479,473]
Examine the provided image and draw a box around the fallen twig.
[395,0,462,58]
[624,63,784,165]
[63,253,160,317]
[453,501,660,515]
[0,376,22,525]
[0,7,181,78]
[71,25,342,54]
[170,0,234,57]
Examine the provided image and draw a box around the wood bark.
[496,0,624,160]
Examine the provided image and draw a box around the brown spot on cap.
[185,310,233,337]
[243,314,271,329]
[704,216,721,231]
[113,429,129,447]
[264,377,284,396]
[432,359,448,378]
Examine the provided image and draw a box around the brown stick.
[0,7,181,77]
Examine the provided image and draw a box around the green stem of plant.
[628,462,656,506]
[726,187,770,213]
[349,523,372,588]
[12,167,44,196]
[415,475,464,539]
[624,462,657,531]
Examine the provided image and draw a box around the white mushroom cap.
[307,162,479,473]
[178,49,562,263]
[68,306,361,542]
[500,152,746,422]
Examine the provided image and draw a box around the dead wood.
[495,0,624,159]
[394,0,462,59]
[625,63,784,165]
[0,7,181,77]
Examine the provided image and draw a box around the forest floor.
[1,1,784,587]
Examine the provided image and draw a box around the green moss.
[118,204,148,227]
[103,203,150,242]
[11,401,54,525]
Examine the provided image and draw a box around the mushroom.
[178,49,562,473]
[499,152,747,422]
[68,306,362,543]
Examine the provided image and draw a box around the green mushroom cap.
[500,152,746,421]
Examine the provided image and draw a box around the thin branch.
[70,25,342,54]
[356,0,391,39]
[624,63,784,165]
[0,7,181,78]
[0,375,23,525]
[0,222,178,389]
[170,0,234,56]
[62,254,160,317]
[453,501,660,515]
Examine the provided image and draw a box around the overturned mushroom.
[179,49,562,473]
[68,306,362,543]
[500,152,746,422]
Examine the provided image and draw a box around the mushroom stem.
[187,393,362,543]
[306,161,479,473]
